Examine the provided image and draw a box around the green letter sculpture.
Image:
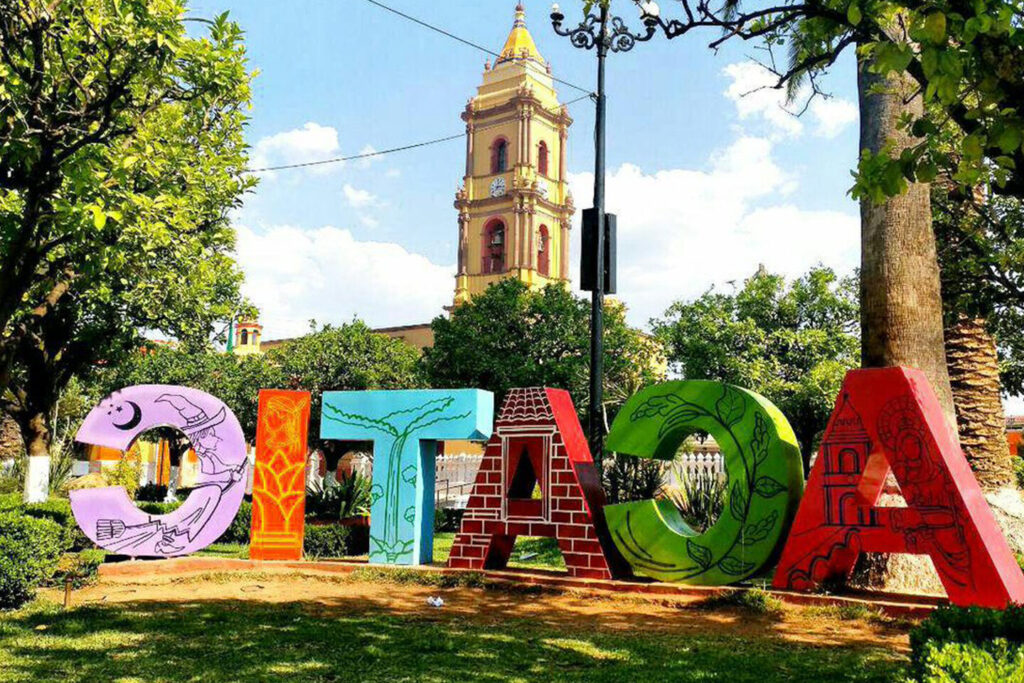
[604,381,803,584]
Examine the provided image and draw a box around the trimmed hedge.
[217,500,252,545]
[304,525,353,559]
[22,498,90,552]
[0,512,63,609]
[910,605,1024,681]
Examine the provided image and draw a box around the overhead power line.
[362,0,593,96]
[246,93,592,174]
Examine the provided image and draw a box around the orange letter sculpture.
[448,387,630,579]
[773,367,1024,608]
[250,390,312,561]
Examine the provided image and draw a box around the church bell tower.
[453,4,575,305]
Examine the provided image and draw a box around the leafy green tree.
[422,280,666,462]
[651,267,860,467]
[0,1,254,499]
[585,0,1024,201]
[90,345,285,442]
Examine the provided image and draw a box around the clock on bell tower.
[453,3,575,306]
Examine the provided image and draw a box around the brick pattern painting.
[250,390,311,561]
[448,387,628,579]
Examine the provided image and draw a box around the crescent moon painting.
[111,400,142,431]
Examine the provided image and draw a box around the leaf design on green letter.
[718,555,756,576]
[686,539,712,569]
[631,394,682,420]
[740,510,779,546]
[752,412,770,465]
[753,476,787,498]
[715,386,745,427]
[657,406,704,437]
[729,481,748,522]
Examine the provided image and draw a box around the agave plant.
[307,470,372,521]
[662,466,726,533]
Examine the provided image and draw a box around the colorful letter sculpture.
[448,387,631,579]
[604,381,804,584]
[772,367,1024,608]
[70,385,248,557]
[320,389,493,565]
[250,390,312,561]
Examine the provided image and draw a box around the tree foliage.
[89,344,284,441]
[422,279,666,427]
[0,1,255,461]
[651,267,859,463]
[268,321,424,420]
[576,0,1024,201]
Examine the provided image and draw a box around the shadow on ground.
[0,593,908,682]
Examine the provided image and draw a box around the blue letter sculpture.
[321,390,493,565]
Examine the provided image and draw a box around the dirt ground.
[42,568,913,653]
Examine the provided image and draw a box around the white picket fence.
[666,452,726,487]
[436,454,483,508]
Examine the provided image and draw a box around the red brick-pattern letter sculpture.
[773,367,1024,608]
[448,388,630,579]
[250,390,312,561]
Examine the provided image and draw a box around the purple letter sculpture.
[70,385,248,557]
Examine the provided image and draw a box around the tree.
[90,345,285,442]
[270,321,424,416]
[858,61,958,429]
[422,280,666,463]
[583,0,1024,202]
[0,2,255,500]
[269,321,424,464]
[934,183,1024,491]
[651,266,859,469]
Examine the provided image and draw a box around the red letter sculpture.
[250,390,312,561]
[448,387,630,579]
[773,367,1024,608]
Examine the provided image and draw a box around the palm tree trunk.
[945,314,1013,490]
[859,67,956,429]
[853,58,951,596]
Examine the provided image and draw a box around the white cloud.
[251,122,340,176]
[723,62,803,138]
[359,215,380,229]
[236,224,454,338]
[386,168,402,178]
[723,61,857,140]
[568,136,859,325]
[810,96,859,139]
[357,145,379,169]
[343,184,377,208]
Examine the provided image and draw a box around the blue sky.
[187,0,862,338]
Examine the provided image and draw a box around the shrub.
[217,500,252,545]
[306,472,372,521]
[135,483,169,502]
[135,500,182,516]
[0,512,63,609]
[909,605,1024,681]
[603,455,664,504]
[434,508,464,533]
[22,498,90,552]
[304,525,353,559]
[1016,456,1024,490]
[662,469,726,533]
[46,549,106,589]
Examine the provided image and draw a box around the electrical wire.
[362,0,593,96]
[246,93,592,173]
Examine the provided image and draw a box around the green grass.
[196,543,250,560]
[0,599,908,682]
[431,532,566,571]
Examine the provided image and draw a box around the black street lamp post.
[550,2,660,467]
